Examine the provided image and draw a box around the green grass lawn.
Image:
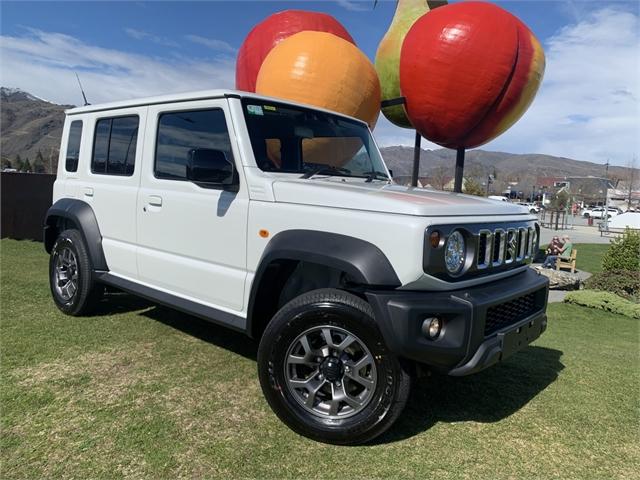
[540,243,608,274]
[1,239,638,479]
[573,243,608,274]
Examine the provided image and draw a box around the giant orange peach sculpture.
[236,10,355,93]
[255,31,380,128]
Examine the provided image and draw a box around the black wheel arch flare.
[44,198,109,272]
[247,229,401,337]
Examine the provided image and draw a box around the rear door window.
[91,115,139,175]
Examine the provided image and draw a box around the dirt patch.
[13,343,161,404]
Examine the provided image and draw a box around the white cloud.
[0,29,235,106]
[124,28,179,47]
[373,114,440,150]
[335,0,371,12]
[185,34,236,54]
[372,7,640,167]
[483,7,639,167]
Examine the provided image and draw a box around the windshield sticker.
[263,105,276,112]
[247,105,264,116]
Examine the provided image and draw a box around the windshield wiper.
[301,166,352,179]
[363,170,390,183]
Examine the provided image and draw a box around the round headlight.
[444,230,466,274]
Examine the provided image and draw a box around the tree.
[22,158,32,173]
[33,151,46,173]
[552,190,569,210]
[2,158,12,169]
[14,154,23,171]
[430,165,450,190]
[463,177,486,197]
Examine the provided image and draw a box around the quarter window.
[65,120,83,172]
[91,116,139,175]
[155,109,233,180]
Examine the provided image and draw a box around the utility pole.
[486,174,493,196]
[604,159,610,231]
[628,155,637,210]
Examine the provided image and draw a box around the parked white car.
[582,206,620,219]
[517,202,540,214]
[45,89,548,445]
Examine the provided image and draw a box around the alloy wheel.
[284,325,377,419]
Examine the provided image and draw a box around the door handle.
[83,187,94,197]
[147,195,163,207]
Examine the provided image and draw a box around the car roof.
[64,89,368,126]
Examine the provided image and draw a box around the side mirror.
[187,148,237,188]
[388,169,393,178]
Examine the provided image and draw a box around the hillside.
[380,146,632,183]
[0,87,634,182]
[1,87,72,172]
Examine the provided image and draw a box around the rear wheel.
[49,229,103,315]
[257,288,410,445]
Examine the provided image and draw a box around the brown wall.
[1,172,55,241]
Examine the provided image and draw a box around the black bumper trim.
[448,310,547,376]
[365,268,549,375]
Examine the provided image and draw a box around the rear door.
[81,108,146,278]
[136,99,248,312]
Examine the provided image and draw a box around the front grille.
[478,226,537,270]
[484,292,539,336]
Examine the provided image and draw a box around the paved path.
[538,215,614,245]
[548,290,569,303]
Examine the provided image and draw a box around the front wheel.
[257,288,410,445]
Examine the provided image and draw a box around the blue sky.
[1,1,639,166]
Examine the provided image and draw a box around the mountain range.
[0,87,634,182]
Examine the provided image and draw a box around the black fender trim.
[44,198,109,271]
[247,230,401,336]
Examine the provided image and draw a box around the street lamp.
[486,174,494,196]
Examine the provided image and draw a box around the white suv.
[45,90,548,444]
[582,206,620,219]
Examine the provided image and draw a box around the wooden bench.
[556,249,577,273]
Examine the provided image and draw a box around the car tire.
[49,229,103,315]
[257,288,410,445]
[583,213,589,218]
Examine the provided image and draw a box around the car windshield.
[242,99,388,180]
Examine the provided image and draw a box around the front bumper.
[365,268,549,376]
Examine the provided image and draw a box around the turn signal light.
[429,231,441,248]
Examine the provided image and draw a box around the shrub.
[564,290,640,319]
[602,228,640,272]
[585,270,640,301]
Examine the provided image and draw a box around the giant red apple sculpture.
[236,10,355,93]
[399,1,545,149]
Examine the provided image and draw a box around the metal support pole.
[411,131,421,187]
[454,147,465,193]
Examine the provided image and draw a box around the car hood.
[271,177,530,217]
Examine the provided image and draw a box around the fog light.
[422,317,442,339]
